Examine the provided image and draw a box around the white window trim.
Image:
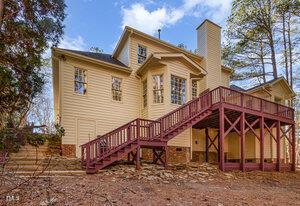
[111,76,123,102]
[138,44,147,64]
[171,74,186,105]
[152,74,164,104]
[74,67,87,95]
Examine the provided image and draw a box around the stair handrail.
[81,86,294,169]
[152,89,213,137]
[81,118,161,167]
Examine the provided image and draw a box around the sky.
[59,0,233,53]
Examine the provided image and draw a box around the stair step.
[5,164,47,171]
[6,160,46,165]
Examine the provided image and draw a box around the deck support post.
[240,112,245,172]
[260,117,265,171]
[135,146,141,170]
[291,124,296,171]
[164,146,168,168]
[276,120,281,171]
[219,106,225,171]
[205,127,209,162]
[136,119,141,170]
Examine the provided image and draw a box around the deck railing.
[81,86,294,167]
[210,87,294,120]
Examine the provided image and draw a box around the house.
[52,19,296,173]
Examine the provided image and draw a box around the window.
[153,75,163,103]
[138,44,147,64]
[192,80,198,99]
[112,77,122,101]
[74,67,87,95]
[171,75,186,105]
[143,80,147,107]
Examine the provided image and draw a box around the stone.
[39,197,57,206]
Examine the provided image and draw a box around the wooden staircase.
[81,90,213,173]
[81,86,294,173]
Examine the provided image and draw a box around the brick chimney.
[196,19,222,90]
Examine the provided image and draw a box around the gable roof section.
[230,85,246,92]
[136,52,207,76]
[113,26,203,62]
[230,77,296,97]
[52,48,131,73]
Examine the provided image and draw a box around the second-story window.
[153,75,163,103]
[112,77,122,101]
[192,80,198,99]
[143,80,147,107]
[171,75,186,105]
[74,67,87,95]
[138,44,147,64]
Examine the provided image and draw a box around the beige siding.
[221,70,230,87]
[129,35,173,71]
[197,21,221,90]
[52,58,60,120]
[60,57,141,156]
[76,118,96,156]
[117,38,130,66]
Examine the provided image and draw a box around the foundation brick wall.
[62,144,76,157]
[141,146,191,164]
[192,151,218,163]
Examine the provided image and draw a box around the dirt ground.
[0,162,299,206]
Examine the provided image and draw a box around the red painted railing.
[210,87,294,119]
[81,86,294,168]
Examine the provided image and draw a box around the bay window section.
[153,75,163,103]
[192,80,198,99]
[143,80,147,107]
[171,75,186,105]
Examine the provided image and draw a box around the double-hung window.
[138,45,147,64]
[171,75,186,105]
[153,75,163,103]
[74,67,87,95]
[143,80,147,107]
[112,77,122,101]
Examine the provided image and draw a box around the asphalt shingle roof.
[60,49,127,68]
[230,77,287,92]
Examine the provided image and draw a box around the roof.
[57,49,127,67]
[196,19,222,30]
[230,85,246,92]
[112,26,203,62]
[52,48,131,73]
[136,52,207,76]
[230,77,296,97]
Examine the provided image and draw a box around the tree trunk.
[259,39,266,83]
[269,36,278,79]
[287,12,293,88]
[282,14,289,84]
[266,0,277,79]
[0,0,3,27]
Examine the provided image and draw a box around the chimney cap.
[196,19,222,30]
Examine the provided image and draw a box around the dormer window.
[138,44,147,64]
[74,67,87,95]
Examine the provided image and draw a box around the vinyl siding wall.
[59,57,140,156]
